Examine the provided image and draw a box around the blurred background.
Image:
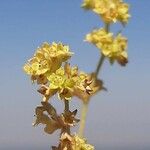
[0,0,150,150]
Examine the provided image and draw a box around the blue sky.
[0,0,150,150]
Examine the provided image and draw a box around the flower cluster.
[86,28,128,66]
[24,42,103,103]
[82,0,130,24]
[52,133,94,150]
[82,0,130,66]
[38,63,103,103]
[23,41,104,149]
[23,42,73,84]
[72,135,94,150]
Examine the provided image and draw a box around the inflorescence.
[23,0,130,149]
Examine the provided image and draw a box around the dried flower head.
[74,73,105,103]
[33,102,79,135]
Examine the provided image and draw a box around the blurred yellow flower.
[52,133,94,150]
[101,33,128,66]
[86,28,113,45]
[81,0,97,10]
[82,0,130,24]
[86,28,128,66]
[72,135,94,150]
[117,2,130,24]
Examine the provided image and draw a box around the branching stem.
[95,23,110,77]
[78,23,110,138]
[95,54,105,77]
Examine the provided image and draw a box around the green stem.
[105,23,110,32]
[95,23,110,77]
[78,23,110,138]
[78,102,88,138]
[95,54,105,77]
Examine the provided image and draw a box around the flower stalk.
[78,102,89,138]
[95,23,110,76]
[78,23,110,138]
[64,100,71,134]
[23,0,130,149]
[95,54,105,77]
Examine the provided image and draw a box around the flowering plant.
[23,0,130,149]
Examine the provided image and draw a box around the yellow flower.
[101,33,128,66]
[46,63,103,102]
[23,42,73,84]
[37,63,88,102]
[86,28,128,66]
[86,28,113,45]
[36,42,73,66]
[82,0,130,24]
[52,133,94,150]
[72,135,94,150]
[23,57,49,84]
[36,62,104,102]
[117,2,130,24]
[47,64,78,100]
[93,0,119,23]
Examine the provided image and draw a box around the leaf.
[41,101,57,118]
[44,119,60,134]
[33,112,50,126]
